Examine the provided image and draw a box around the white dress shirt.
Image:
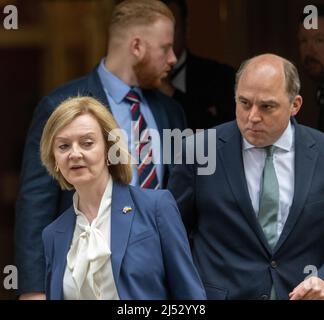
[242,121,295,237]
[63,178,119,300]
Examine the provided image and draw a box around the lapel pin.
[122,206,132,214]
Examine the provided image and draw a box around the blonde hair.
[40,96,132,190]
[110,0,174,38]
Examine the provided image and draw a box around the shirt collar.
[243,120,294,152]
[97,58,144,104]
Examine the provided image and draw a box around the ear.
[130,36,146,60]
[290,95,303,117]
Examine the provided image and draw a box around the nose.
[168,48,177,66]
[248,105,262,123]
[69,144,83,159]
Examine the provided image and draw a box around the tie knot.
[265,145,276,157]
[125,90,141,104]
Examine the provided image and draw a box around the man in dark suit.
[160,0,236,130]
[168,53,324,299]
[15,0,186,299]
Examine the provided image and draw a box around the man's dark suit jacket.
[173,52,236,130]
[168,120,324,299]
[15,68,187,294]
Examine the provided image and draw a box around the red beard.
[133,52,164,89]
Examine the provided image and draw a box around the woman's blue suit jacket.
[42,182,206,300]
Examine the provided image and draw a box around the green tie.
[258,145,279,249]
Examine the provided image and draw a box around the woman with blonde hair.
[40,96,205,300]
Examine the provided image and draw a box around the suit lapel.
[219,122,272,252]
[143,90,167,137]
[275,123,318,251]
[111,182,135,287]
[52,182,136,299]
[84,67,111,110]
[53,208,76,299]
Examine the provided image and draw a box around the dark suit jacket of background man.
[15,67,187,294]
[168,119,324,299]
[173,52,236,130]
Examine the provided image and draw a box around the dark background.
[0,0,321,299]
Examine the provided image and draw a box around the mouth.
[304,57,322,69]
[247,128,263,134]
[162,70,170,78]
[165,67,172,74]
[70,165,86,170]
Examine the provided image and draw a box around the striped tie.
[125,90,160,189]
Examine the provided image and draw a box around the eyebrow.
[237,96,278,105]
[259,99,279,106]
[55,132,96,141]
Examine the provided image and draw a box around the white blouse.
[63,178,119,300]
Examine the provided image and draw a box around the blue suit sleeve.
[155,190,206,299]
[42,226,54,300]
[15,96,62,294]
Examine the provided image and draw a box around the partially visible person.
[159,0,236,130]
[298,3,324,131]
[168,53,324,299]
[16,0,187,299]
[40,96,206,300]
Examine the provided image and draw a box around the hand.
[289,276,324,300]
[19,292,46,300]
